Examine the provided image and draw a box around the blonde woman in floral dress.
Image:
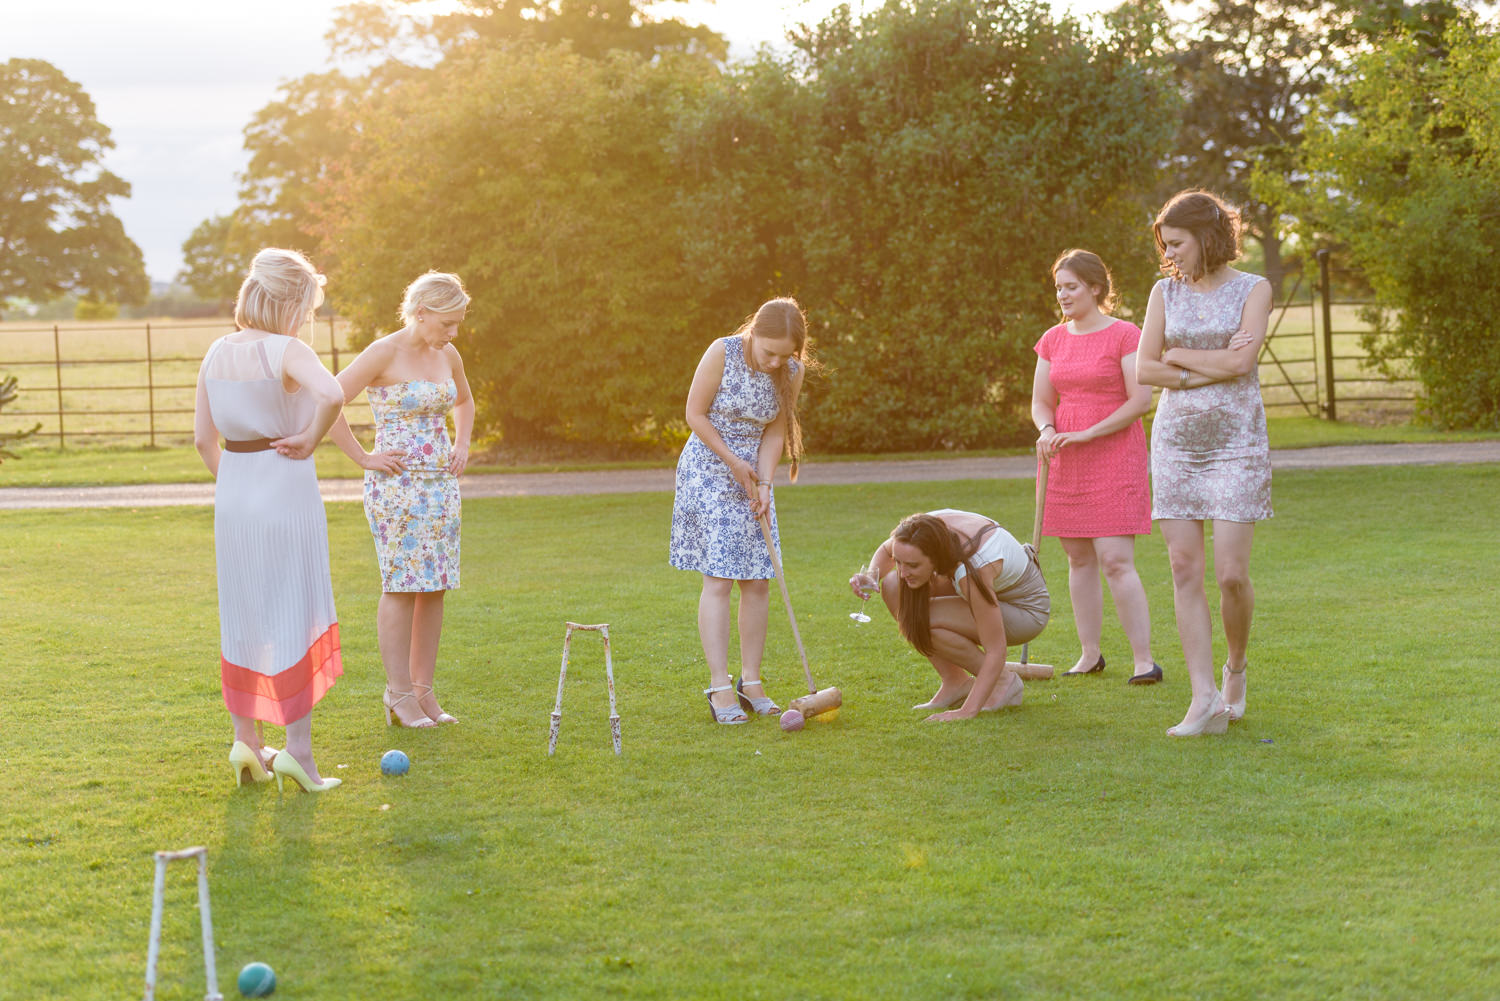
[330,273,474,728]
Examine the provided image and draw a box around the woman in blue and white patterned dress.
[670,299,811,725]
[1136,190,1273,738]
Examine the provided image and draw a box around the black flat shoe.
[1062,654,1105,676]
[1127,662,1164,685]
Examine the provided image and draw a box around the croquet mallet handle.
[757,513,818,696]
[1018,452,1051,669]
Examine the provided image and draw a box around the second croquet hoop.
[143,846,222,1001]
[757,513,816,696]
[548,622,622,756]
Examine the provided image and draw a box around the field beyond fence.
[0,316,372,447]
[0,283,1418,449]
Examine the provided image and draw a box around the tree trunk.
[1258,231,1286,302]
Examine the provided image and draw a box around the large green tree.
[1272,16,1500,428]
[197,0,725,278]
[315,45,719,452]
[1156,0,1471,297]
[674,0,1177,451]
[0,59,147,310]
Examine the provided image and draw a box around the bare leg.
[880,571,973,706]
[928,596,1017,710]
[282,713,321,783]
[1060,536,1104,672]
[1159,519,1221,730]
[377,592,432,726]
[736,579,771,698]
[1213,520,1256,707]
[698,576,738,712]
[929,626,1020,709]
[229,713,274,767]
[1095,535,1155,674]
[409,591,452,721]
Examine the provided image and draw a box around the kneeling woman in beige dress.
[853,510,1050,722]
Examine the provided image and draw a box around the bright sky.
[1,0,1122,285]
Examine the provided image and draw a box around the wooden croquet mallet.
[757,513,843,718]
[1007,451,1055,681]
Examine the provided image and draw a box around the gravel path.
[1,441,1495,511]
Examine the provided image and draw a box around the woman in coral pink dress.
[1031,249,1161,683]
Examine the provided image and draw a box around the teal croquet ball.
[380,749,410,776]
[237,961,276,997]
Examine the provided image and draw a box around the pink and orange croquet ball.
[779,708,805,732]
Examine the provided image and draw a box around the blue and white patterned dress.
[669,336,796,579]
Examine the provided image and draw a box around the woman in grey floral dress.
[1136,190,1273,737]
[670,299,810,725]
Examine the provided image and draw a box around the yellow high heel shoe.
[272,752,341,793]
[384,689,437,728]
[413,683,457,724]
[229,741,273,786]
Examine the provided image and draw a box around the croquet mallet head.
[787,686,842,718]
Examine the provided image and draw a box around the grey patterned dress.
[1150,272,1274,522]
[670,336,795,579]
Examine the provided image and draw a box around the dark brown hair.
[1051,248,1116,314]
[737,297,815,481]
[891,513,998,656]
[1152,189,1242,282]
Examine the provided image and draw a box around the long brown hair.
[1152,189,1242,282]
[891,513,998,656]
[737,297,814,481]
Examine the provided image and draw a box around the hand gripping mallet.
[1006,451,1054,680]
[757,513,842,718]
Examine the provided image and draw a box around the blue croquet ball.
[380,749,410,776]
[237,961,276,997]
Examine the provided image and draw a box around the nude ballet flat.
[913,682,973,711]
[980,673,1024,712]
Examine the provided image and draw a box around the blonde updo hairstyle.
[1153,189,1243,282]
[1051,248,1116,314]
[400,272,470,326]
[233,248,325,337]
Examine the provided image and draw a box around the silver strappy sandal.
[735,675,781,716]
[705,682,749,725]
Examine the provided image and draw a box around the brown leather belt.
[223,438,275,453]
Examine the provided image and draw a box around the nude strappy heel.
[384,688,437,728]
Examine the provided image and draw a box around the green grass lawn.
[3,465,1497,999]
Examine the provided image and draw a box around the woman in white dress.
[193,248,346,792]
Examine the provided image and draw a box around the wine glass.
[849,563,878,624]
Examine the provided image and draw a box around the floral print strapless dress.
[363,379,461,591]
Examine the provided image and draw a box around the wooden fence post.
[1317,249,1337,422]
[146,322,156,447]
[53,324,65,449]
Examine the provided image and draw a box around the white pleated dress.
[202,334,342,725]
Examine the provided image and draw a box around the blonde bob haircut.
[233,248,325,337]
[400,272,471,325]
